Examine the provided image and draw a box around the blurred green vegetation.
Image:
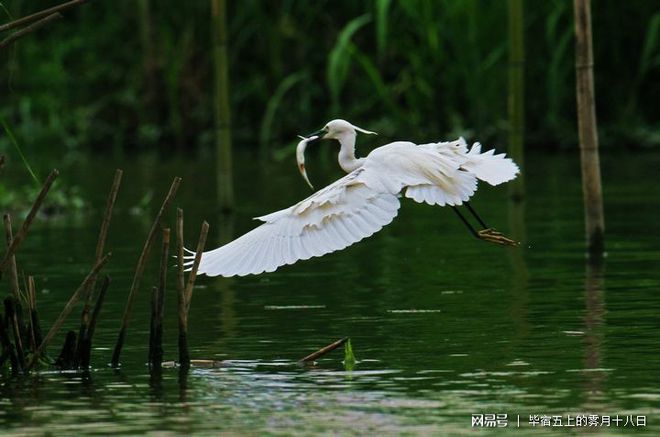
[0,0,659,159]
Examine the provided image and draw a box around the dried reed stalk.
[111,177,181,367]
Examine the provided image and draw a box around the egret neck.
[336,130,365,173]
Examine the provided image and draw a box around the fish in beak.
[296,135,317,190]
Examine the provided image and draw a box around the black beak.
[303,128,327,140]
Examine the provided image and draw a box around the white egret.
[186,119,519,277]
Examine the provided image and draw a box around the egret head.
[305,119,377,140]
[297,120,377,190]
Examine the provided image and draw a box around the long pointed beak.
[303,128,327,139]
[296,135,316,190]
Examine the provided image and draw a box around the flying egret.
[186,119,519,277]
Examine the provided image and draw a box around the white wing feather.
[461,142,519,186]
[417,139,519,186]
[188,168,401,277]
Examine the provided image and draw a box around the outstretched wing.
[186,168,400,277]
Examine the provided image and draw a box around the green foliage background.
[1,0,659,156]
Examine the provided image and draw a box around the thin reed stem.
[184,221,209,314]
[0,0,88,33]
[27,276,40,352]
[178,220,209,369]
[27,253,111,370]
[0,169,59,273]
[3,214,21,301]
[77,169,122,363]
[299,337,349,363]
[0,13,62,50]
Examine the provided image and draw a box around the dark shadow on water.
[149,367,163,401]
[583,258,606,403]
[507,193,529,353]
[178,366,189,403]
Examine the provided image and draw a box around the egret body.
[187,119,519,277]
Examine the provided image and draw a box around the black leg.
[451,204,519,246]
[451,206,479,239]
[464,201,488,229]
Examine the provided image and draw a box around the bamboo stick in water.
[211,0,234,211]
[507,0,525,203]
[574,0,605,256]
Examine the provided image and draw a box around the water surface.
[1,149,659,435]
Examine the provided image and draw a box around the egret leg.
[452,203,519,246]
[450,206,480,239]
[464,201,488,229]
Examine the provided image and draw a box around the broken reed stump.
[79,275,110,369]
[26,253,111,370]
[299,337,349,364]
[176,209,188,367]
[4,298,26,372]
[111,176,181,368]
[177,219,209,370]
[3,214,21,301]
[149,228,169,370]
[0,169,59,275]
[55,330,77,369]
[574,0,605,257]
[76,169,122,366]
[0,313,20,374]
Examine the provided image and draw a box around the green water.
[1,150,659,435]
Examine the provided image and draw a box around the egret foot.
[477,228,519,246]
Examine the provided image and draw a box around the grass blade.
[0,117,39,185]
[327,14,371,107]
